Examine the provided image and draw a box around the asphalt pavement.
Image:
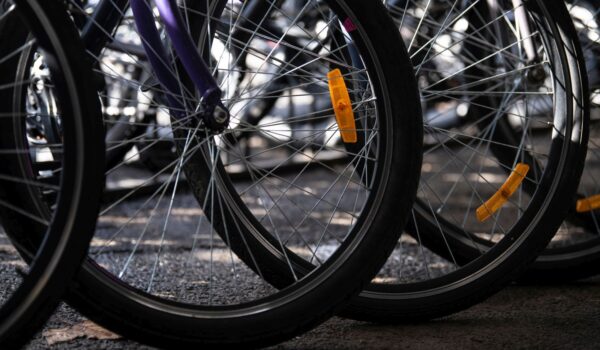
[23,276,600,349]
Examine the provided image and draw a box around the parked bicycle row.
[0,0,598,348]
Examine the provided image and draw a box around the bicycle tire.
[32,0,423,347]
[0,0,104,347]
[339,0,589,322]
[514,0,600,283]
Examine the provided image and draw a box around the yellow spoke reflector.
[576,194,600,213]
[327,68,357,143]
[476,163,530,222]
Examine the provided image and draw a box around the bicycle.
[514,0,600,283]
[339,0,589,322]
[0,0,104,347]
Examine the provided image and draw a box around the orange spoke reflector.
[327,68,357,143]
[576,194,600,213]
[476,163,530,222]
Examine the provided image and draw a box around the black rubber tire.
[515,0,600,284]
[397,0,596,284]
[0,0,104,347]
[35,0,424,348]
[338,0,590,322]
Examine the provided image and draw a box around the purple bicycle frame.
[130,0,225,126]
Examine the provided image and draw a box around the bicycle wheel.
[515,0,600,283]
[339,0,589,322]
[0,0,103,347]
[48,0,422,347]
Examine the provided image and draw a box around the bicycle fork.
[130,0,230,132]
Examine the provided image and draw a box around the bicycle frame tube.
[130,0,186,117]
[154,0,222,102]
[81,0,129,57]
[511,0,538,62]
